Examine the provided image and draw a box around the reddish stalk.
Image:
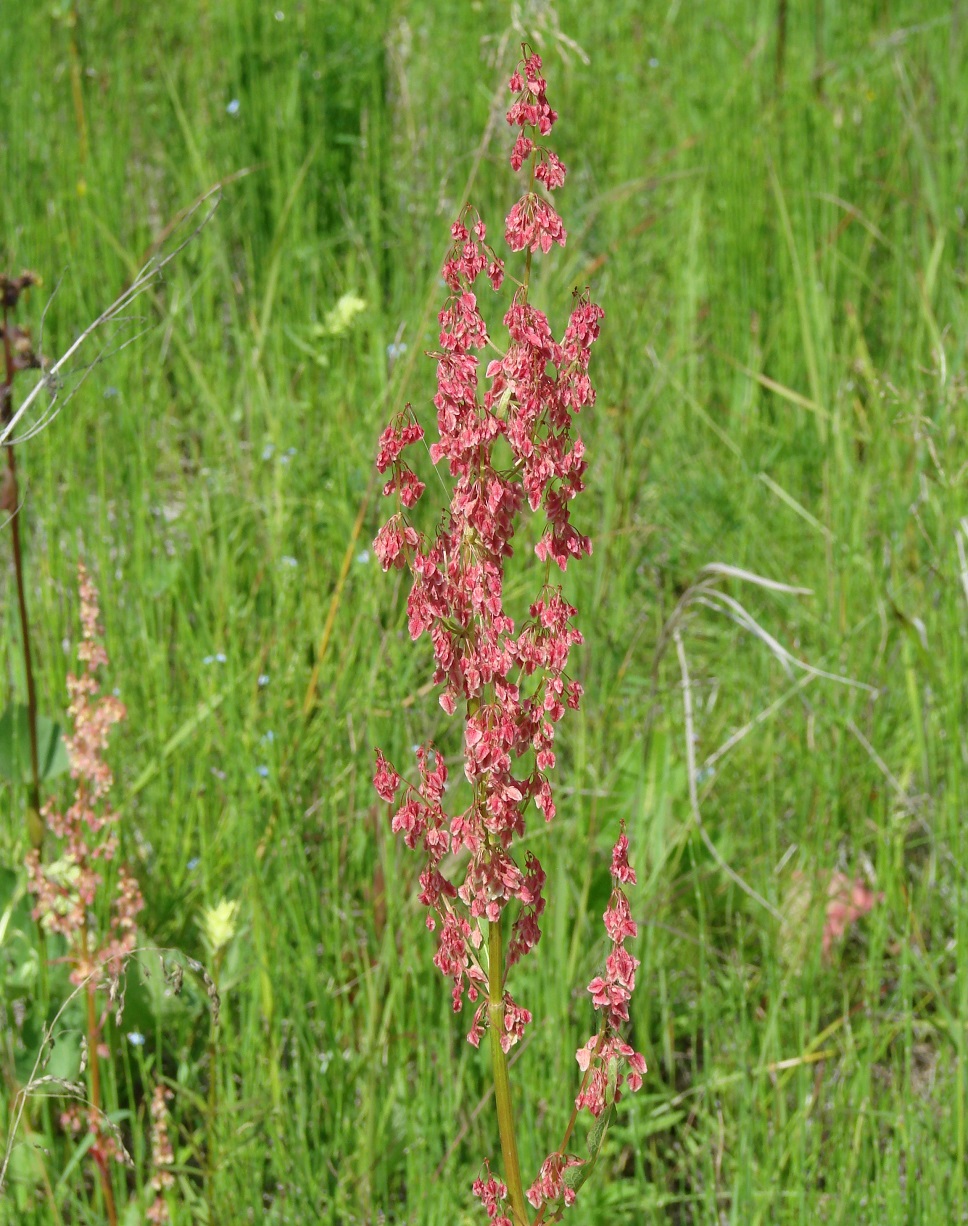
[0,287,42,847]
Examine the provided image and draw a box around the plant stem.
[7,452,41,817]
[81,926,118,1226]
[0,1062,64,1224]
[488,915,531,1226]
[531,1025,608,1226]
[775,0,788,91]
[67,1,90,178]
[206,959,220,1224]
[1,306,42,851]
[480,131,545,1226]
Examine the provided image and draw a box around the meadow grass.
[1,1,967,1221]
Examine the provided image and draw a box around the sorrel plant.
[373,49,646,1223]
[25,564,144,1225]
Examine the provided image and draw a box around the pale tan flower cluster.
[146,1084,175,1222]
[25,563,143,983]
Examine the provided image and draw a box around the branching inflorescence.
[373,49,645,1222]
[26,564,143,1221]
[26,565,142,984]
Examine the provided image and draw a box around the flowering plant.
[25,563,144,1224]
[373,49,645,1222]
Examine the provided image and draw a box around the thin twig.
[674,629,782,921]
[0,188,221,448]
[845,719,903,796]
[956,519,968,609]
[699,562,812,596]
[12,323,155,445]
[696,588,878,693]
[702,673,816,775]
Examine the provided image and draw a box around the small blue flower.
[103,386,119,399]
[187,856,200,871]
[256,764,269,778]
[127,1032,146,1047]
[281,556,298,568]
[261,730,275,744]
[227,98,241,116]
[356,550,370,564]
[258,674,270,687]
[215,652,227,663]
[649,57,660,68]
[203,655,215,665]
[262,442,275,460]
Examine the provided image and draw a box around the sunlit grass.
[1,1,966,1222]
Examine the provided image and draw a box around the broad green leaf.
[0,703,70,785]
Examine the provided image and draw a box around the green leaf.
[557,1101,617,1211]
[0,864,21,916]
[584,1101,614,1167]
[0,703,70,785]
[44,1027,82,1084]
[0,865,36,956]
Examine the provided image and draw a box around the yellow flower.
[198,897,240,957]
[323,292,366,336]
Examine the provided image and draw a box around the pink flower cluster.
[526,831,647,1213]
[576,833,647,1116]
[505,57,569,254]
[374,47,645,1220]
[526,1150,584,1211]
[822,871,882,958]
[26,564,143,985]
[373,51,601,1054]
[473,1162,512,1226]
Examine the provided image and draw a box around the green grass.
[1,0,967,1221]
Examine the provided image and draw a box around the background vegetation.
[1,0,967,1221]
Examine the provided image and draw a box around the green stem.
[521,148,536,302]
[531,1024,608,1226]
[206,959,220,1224]
[488,916,531,1226]
[80,925,117,1226]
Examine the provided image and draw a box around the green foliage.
[1,0,967,1222]
[0,705,69,786]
